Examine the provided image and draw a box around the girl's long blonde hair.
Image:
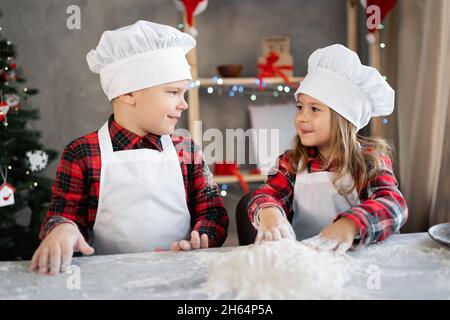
[286,109,393,196]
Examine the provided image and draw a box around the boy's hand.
[255,207,296,244]
[171,230,209,251]
[29,223,94,275]
[302,217,360,253]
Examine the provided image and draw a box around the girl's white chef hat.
[86,20,196,101]
[294,44,394,130]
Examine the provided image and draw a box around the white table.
[0,233,449,299]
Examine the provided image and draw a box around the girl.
[248,44,408,253]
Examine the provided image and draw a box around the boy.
[30,21,229,275]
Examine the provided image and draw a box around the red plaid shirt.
[248,147,408,246]
[40,115,229,247]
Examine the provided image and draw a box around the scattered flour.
[201,240,364,299]
[0,265,11,272]
[200,239,450,300]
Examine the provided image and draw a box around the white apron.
[90,122,191,255]
[292,165,360,241]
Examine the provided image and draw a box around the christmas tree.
[0,10,57,261]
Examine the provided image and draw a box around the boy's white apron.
[292,166,360,241]
[90,122,191,255]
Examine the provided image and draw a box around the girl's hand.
[302,217,360,253]
[255,207,296,244]
[171,230,209,251]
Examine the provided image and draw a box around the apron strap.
[98,121,115,161]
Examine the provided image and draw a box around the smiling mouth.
[168,115,180,120]
[300,129,314,134]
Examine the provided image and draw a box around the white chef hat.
[86,20,196,101]
[294,44,394,130]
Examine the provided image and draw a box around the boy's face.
[295,93,332,153]
[130,80,190,135]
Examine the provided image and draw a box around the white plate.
[428,222,450,247]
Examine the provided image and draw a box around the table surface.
[1,233,449,300]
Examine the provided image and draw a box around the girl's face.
[295,93,332,154]
[132,80,190,135]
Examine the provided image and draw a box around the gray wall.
[1,0,367,244]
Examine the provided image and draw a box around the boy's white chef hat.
[86,20,196,101]
[294,44,394,130]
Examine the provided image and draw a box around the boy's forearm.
[188,155,229,247]
[39,215,79,240]
[40,144,89,241]
[193,207,229,247]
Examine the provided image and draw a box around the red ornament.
[0,101,9,123]
[175,0,208,27]
[362,0,397,33]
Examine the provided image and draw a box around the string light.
[33,182,38,187]
[201,86,293,100]
[26,171,30,175]
[380,43,386,49]
[195,77,296,100]
[7,166,11,170]
[220,184,228,197]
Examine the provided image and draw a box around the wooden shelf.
[214,174,266,184]
[196,77,304,87]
